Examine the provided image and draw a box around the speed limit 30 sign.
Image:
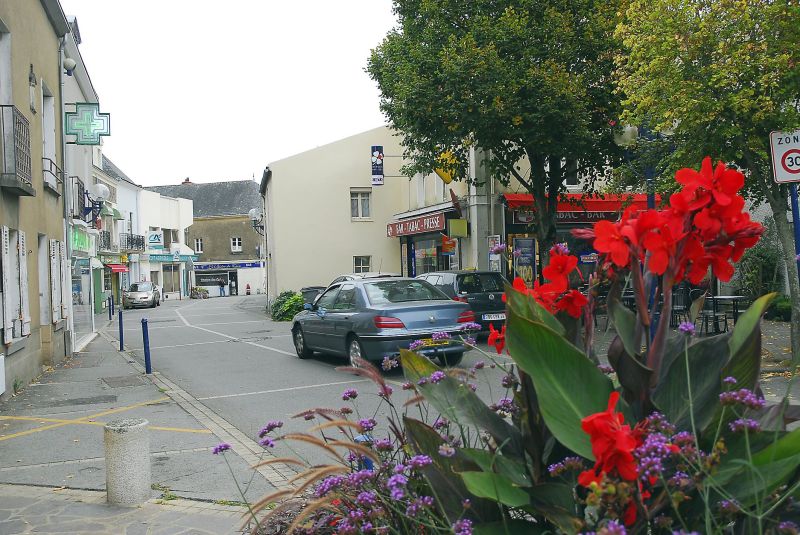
[770,130,800,184]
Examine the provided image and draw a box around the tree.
[367,0,624,255]
[615,0,800,363]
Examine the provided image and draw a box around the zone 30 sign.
[769,130,800,184]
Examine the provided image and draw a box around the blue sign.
[194,261,262,270]
[371,145,384,186]
[148,254,198,262]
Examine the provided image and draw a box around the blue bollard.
[142,318,152,374]
[108,297,112,320]
[118,309,124,350]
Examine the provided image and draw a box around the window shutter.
[60,241,69,319]
[1,226,12,344]
[50,239,60,322]
[18,231,30,336]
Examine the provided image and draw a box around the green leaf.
[526,483,583,534]
[506,308,614,459]
[400,350,525,457]
[752,428,800,465]
[460,472,530,507]
[505,283,565,336]
[474,520,550,535]
[714,453,800,507]
[608,298,639,358]
[459,448,532,487]
[607,335,653,405]
[652,334,731,432]
[726,293,776,389]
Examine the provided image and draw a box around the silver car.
[291,278,474,367]
[122,282,161,309]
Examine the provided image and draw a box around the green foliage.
[766,295,792,322]
[733,218,784,301]
[271,292,303,321]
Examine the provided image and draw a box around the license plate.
[482,313,506,321]
[420,338,449,347]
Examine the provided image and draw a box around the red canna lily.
[579,392,639,485]
[487,323,506,354]
[593,220,630,267]
[555,289,589,318]
[542,252,578,291]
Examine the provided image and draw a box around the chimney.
[181,177,192,185]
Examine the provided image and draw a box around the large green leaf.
[401,350,525,457]
[505,283,565,336]
[460,472,530,507]
[608,298,639,358]
[752,428,800,465]
[525,483,583,534]
[459,448,532,487]
[506,308,614,460]
[713,453,800,507]
[652,334,730,432]
[607,335,653,406]
[725,293,776,390]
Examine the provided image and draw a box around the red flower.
[555,290,588,318]
[488,323,506,354]
[579,392,639,485]
[542,252,578,291]
[593,220,630,267]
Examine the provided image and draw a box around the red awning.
[503,193,655,212]
[105,263,129,273]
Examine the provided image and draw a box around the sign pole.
[791,184,800,287]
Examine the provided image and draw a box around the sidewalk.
[0,326,282,534]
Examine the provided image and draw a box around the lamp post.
[613,124,656,209]
[83,182,111,226]
[248,208,267,297]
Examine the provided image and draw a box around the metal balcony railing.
[0,105,33,195]
[98,230,112,251]
[119,233,145,252]
[43,157,64,194]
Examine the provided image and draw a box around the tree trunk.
[764,187,800,365]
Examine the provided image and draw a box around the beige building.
[0,0,71,398]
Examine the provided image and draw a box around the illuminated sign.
[65,103,110,145]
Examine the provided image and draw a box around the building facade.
[0,0,71,399]
[147,179,262,297]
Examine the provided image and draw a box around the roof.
[101,156,139,187]
[145,180,261,218]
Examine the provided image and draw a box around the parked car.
[291,277,474,367]
[122,282,161,309]
[301,273,403,305]
[416,271,507,333]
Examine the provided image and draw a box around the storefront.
[387,209,466,277]
[145,253,197,299]
[69,223,96,349]
[193,260,263,296]
[502,193,652,283]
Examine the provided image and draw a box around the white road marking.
[180,312,254,317]
[197,379,370,400]
[194,320,267,326]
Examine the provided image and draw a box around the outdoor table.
[708,295,748,324]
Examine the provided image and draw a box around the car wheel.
[438,352,464,367]
[347,336,365,367]
[156,298,160,307]
[151,297,157,308]
[293,326,313,359]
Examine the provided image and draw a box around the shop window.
[103,269,112,292]
[414,239,438,275]
[353,256,371,273]
[194,238,203,253]
[350,189,371,219]
[230,237,242,253]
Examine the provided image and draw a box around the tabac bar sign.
[387,212,446,237]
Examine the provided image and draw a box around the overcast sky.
[59,1,398,186]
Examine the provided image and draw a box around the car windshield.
[456,273,506,293]
[364,280,448,305]
[129,282,152,292]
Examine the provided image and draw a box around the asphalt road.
[107,295,511,469]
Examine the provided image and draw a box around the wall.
[266,126,405,297]
[188,216,260,262]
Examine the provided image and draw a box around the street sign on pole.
[769,130,800,184]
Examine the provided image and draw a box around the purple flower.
[259,437,275,448]
[409,340,425,351]
[778,521,799,535]
[729,418,761,433]
[374,438,393,452]
[460,322,482,331]
[381,356,399,370]
[646,412,676,436]
[340,406,353,415]
[598,364,615,374]
[602,520,627,535]
[667,471,691,488]
[547,456,584,477]
[386,473,408,500]
[634,432,676,481]
[258,420,283,438]
[356,490,378,507]
[315,475,344,497]
[432,417,449,430]
[417,377,429,386]
[347,469,375,488]
[512,249,522,258]
[212,443,231,455]
[678,321,696,335]
[342,388,359,401]
[401,381,414,390]
[473,360,485,370]
[467,382,477,392]
[501,374,516,388]
[718,499,740,514]
[452,518,473,535]
[719,388,765,410]
[489,243,506,255]
[407,455,433,470]
[429,371,446,384]
[493,397,518,415]
[552,243,570,255]
[405,496,434,517]
[432,331,451,341]
[723,376,738,385]
[378,384,393,398]
[464,336,477,346]
[358,418,377,432]
[438,444,456,457]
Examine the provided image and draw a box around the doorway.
[228,271,239,296]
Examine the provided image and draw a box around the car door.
[326,284,358,355]
[304,285,340,349]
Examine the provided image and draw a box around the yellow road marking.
[0,397,170,442]
[0,415,210,434]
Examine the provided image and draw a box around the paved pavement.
[0,294,795,534]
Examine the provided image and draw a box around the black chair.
[690,289,728,335]
[670,285,690,327]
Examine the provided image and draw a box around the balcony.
[98,230,116,252]
[0,105,34,197]
[119,233,145,252]
[43,158,64,196]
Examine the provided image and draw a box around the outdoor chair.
[670,285,691,327]
[691,289,728,335]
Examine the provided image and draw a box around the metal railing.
[71,176,86,220]
[0,105,33,186]
[120,233,145,251]
[98,230,112,251]
[42,157,64,193]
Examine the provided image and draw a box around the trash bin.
[301,286,326,305]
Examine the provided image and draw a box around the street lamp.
[83,182,110,225]
[613,124,657,209]
[248,208,265,235]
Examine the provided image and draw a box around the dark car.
[291,278,474,367]
[416,271,507,333]
[122,282,161,309]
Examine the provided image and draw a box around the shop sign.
[371,145,384,186]
[512,237,536,286]
[148,254,199,262]
[120,254,128,263]
[580,252,599,264]
[512,210,620,224]
[387,212,446,237]
[196,272,229,286]
[441,235,457,256]
[195,261,262,270]
[147,231,164,249]
[70,226,91,253]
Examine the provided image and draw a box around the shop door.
[228,271,239,295]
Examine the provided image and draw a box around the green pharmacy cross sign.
[65,103,110,145]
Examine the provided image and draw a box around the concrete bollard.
[104,418,151,505]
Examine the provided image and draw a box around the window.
[364,280,448,305]
[315,286,340,309]
[350,189,371,219]
[332,284,357,310]
[194,238,203,253]
[103,269,112,292]
[353,256,371,273]
[230,237,242,253]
